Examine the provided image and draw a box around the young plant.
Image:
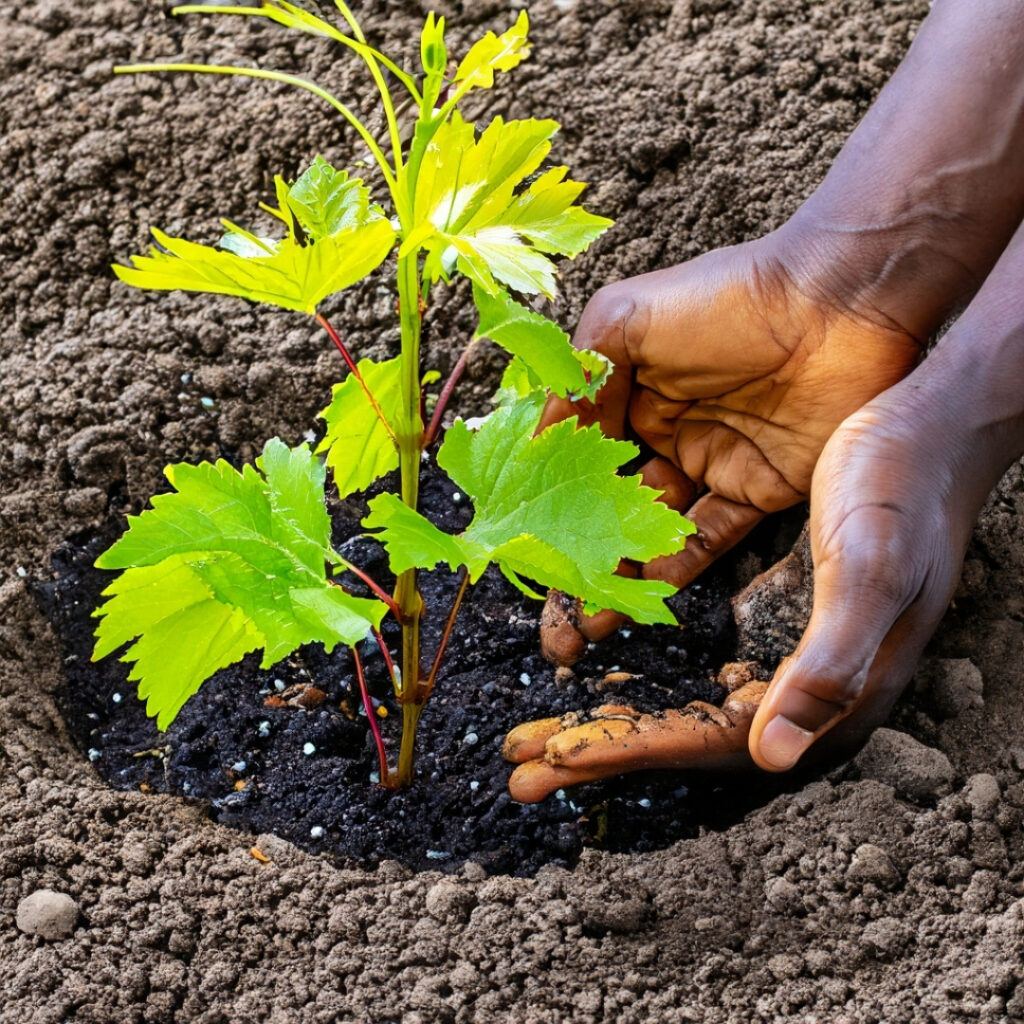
[95,3,696,789]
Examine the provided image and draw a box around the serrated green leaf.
[453,10,530,95]
[492,535,679,625]
[93,439,387,729]
[317,356,403,498]
[362,492,489,578]
[114,158,395,314]
[286,155,378,239]
[406,113,611,298]
[473,287,610,400]
[364,396,695,623]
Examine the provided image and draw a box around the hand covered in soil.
[504,682,767,803]
[509,209,1024,801]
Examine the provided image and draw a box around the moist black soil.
[39,461,805,876]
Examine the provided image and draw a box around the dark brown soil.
[4,1,1024,1022]
[38,462,810,875]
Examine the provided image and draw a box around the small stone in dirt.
[963,773,1001,820]
[854,728,955,803]
[519,672,531,685]
[309,826,325,839]
[16,890,79,940]
[764,877,804,915]
[87,748,101,761]
[425,879,475,922]
[425,850,451,861]
[302,742,316,756]
[463,731,479,746]
[846,843,900,889]
[111,692,122,703]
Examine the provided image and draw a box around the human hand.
[538,231,921,663]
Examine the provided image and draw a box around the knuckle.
[578,285,638,354]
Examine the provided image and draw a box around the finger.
[543,702,757,773]
[503,704,640,765]
[509,759,622,803]
[637,456,697,513]
[502,717,565,763]
[643,493,764,589]
[748,520,922,772]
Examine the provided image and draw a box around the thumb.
[748,524,919,772]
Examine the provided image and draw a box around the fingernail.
[759,715,814,770]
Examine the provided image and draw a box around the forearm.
[781,0,1024,340]
[928,215,1024,477]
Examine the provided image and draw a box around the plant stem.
[317,313,398,445]
[353,645,389,786]
[334,563,401,618]
[420,570,470,702]
[422,342,473,449]
[393,252,425,787]
[372,627,399,696]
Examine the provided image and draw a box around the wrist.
[770,204,973,345]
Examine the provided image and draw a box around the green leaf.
[419,11,447,109]
[406,113,611,298]
[173,2,349,43]
[114,158,395,314]
[362,492,489,578]
[491,535,678,623]
[364,396,695,623]
[317,356,404,498]
[453,10,531,96]
[93,439,387,729]
[473,286,609,400]
[286,155,380,239]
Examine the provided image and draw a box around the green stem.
[393,251,425,787]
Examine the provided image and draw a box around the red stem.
[354,645,389,786]
[336,561,401,618]
[422,343,473,449]
[317,313,398,445]
[372,628,399,696]
[420,569,470,701]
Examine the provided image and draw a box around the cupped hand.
[538,232,922,662]
[509,356,1000,801]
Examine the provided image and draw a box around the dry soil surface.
[2,1,1024,1022]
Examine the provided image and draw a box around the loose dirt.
[3,1,1023,1021]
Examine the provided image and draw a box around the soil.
[3,0,1024,1022]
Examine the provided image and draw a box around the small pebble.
[369,771,380,784]
[555,789,567,801]
[309,825,325,839]
[87,748,101,762]
[257,721,271,738]
[180,372,191,383]
[182,782,192,794]
[16,890,79,940]
[302,429,316,444]
[619,629,631,638]
[231,760,247,773]
[16,566,27,578]
[274,679,286,692]
[469,780,480,792]
[111,692,122,704]
[452,491,463,504]
[638,798,651,809]
[200,396,215,409]
[302,742,316,756]
[519,672,531,685]
[426,850,451,861]
[463,732,479,746]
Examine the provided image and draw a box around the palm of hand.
[547,243,921,546]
